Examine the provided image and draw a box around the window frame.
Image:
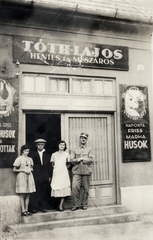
[22,74,115,96]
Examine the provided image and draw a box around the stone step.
[6,212,140,234]
[22,205,126,224]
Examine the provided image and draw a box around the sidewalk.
[1,214,153,240]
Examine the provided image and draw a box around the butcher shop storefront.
[14,35,128,207]
[14,31,152,209]
[0,3,153,231]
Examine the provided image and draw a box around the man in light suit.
[29,139,52,213]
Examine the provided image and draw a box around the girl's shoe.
[59,208,64,212]
[26,211,32,216]
[21,211,28,216]
[58,206,64,212]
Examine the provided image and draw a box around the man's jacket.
[70,146,94,175]
[30,150,52,183]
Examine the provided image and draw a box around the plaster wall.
[121,185,153,214]
[0,196,21,231]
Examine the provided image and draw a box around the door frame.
[63,112,118,205]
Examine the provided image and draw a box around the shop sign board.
[13,36,129,70]
[0,78,18,168]
[120,84,151,162]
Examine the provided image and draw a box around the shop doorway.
[26,113,61,209]
[26,113,61,155]
[26,112,116,208]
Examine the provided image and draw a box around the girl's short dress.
[51,151,71,197]
[13,156,36,193]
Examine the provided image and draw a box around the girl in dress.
[51,140,71,211]
[13,145,36,216]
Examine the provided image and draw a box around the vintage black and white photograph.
[0,0,153,239]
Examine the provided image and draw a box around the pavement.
[1,214,153,240]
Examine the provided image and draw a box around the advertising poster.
[120,84,151,162]
[0,77,19,168]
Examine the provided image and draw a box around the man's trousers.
[72,174,90,208]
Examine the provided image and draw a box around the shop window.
[23,75,35,92]
[94,80,103,95]
[104,80,113,95]
[72,78,91,94]
[23,74,114,96]
[94,79,114,96]
[82,80,91,94]
[23,75,46,93]
[72,79,81,93]
[48,78,68,93]
[35,76,46,92]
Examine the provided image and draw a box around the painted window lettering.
[0,130,15,138]
[125,123,145,127]
[128,128,143,133]
[3,123,12,127]
[126,135,146,139]
[0,145,15,152]
[124,140,148,149]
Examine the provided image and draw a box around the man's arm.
[82,148,94,164]
[70,150,82,165]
